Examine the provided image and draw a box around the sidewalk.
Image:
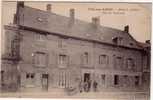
[0,90,149,100]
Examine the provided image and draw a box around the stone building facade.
[1,2,150,92]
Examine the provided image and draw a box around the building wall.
[1,60,19,92]
[9,26,143,91]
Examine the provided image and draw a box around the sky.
[1,1,152,44]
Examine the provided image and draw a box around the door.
[42,74,48,91]
[84,73,91,92]
[84,73,90,82]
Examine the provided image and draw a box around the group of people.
[78,79,98,93]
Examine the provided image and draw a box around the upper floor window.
[83,52,89,64]
[99,55,109,64]
[58,37,68,48]
[59,54,68,65]
[34,52,47,67]
[11,39,19,57]
[126,58,135,70]
[115,56,123,68]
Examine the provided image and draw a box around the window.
[26,74,30,78]
[127,58,135,69]
[58,37,68,48]
[26,73,35,86]
[36,33,46,41]
[59,54,68,65]
[26,73,35,79]
[83,52,89,64]
[11,38,19,57]
[112,37,123,45]
[99,55,108,64]
[101,74,105,84]
[1,71,4,82]
[135,76,139,86]
[59,71,67,88]
[34,52,47,67]
[115,56,123,68]
[114,75,119,85]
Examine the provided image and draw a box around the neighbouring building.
[1,2,150,93]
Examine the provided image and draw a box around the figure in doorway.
[84,80,88,92]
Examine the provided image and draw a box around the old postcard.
[0,1,151,100]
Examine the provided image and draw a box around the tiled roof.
[17,5,143,49]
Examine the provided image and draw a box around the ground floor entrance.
[42,74,48,91]
[84,73,90,82]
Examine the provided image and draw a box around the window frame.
[99,54,109,65]
[115,56,123,68]
[35,33,46,41]
[34,52,47,67]
[126,58,135,70]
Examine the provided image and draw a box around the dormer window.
[112,36,123,45]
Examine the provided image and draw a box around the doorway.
[42,74,49,91]
[84,73,90,82]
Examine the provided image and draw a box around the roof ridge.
[25,5,125,33]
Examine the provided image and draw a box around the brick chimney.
[92,17,100,27]
[46,4,52,12]
[69,8,75,24]
[124,25,129,33]
[16,1,24,25]
[17,1,24,8]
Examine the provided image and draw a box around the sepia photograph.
[0,1,151,100]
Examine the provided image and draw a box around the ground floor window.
[101,74,105,85]
[26,73,35,86]
[135,76,139,86]
[26,73,35,79]
[59,71,67,88]
[114,75,119,85]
